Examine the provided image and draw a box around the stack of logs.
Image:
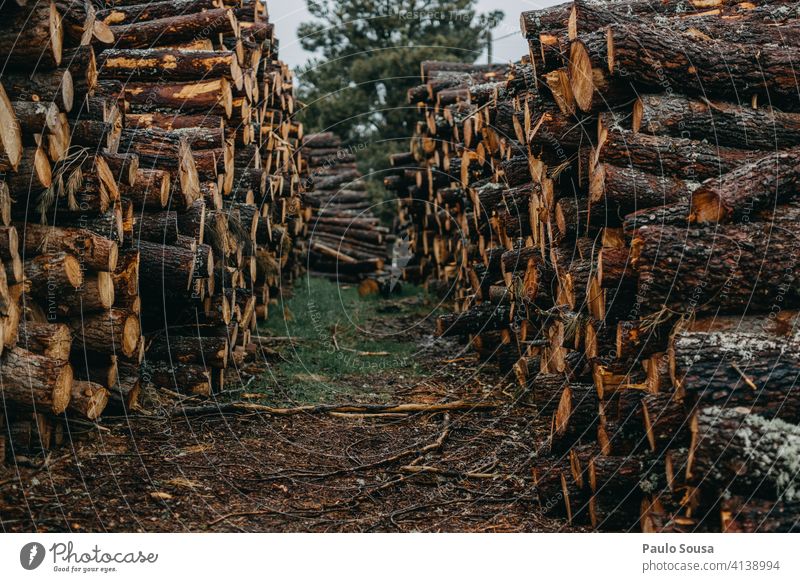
[301,132,389,282]
[0,0,304,461]
[388,0,800,532]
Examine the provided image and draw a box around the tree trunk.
[607,22,800,110]
[145,361,212,396]
[99,48,239,81]
[24,252,83,296]
[721,496,800,533]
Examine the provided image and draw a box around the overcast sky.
[269,1,561,70]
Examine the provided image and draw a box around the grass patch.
[255,276,434,405]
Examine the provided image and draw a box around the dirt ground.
[1,288,574,533]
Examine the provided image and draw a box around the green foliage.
[295,0,504,179]
[256,276,434,405]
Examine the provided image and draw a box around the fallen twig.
[396,465,512,480]
[173,400,499,417]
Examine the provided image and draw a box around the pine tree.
[296,0,503,176]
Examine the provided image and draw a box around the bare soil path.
[1,279,572,532]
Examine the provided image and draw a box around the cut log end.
[589,163,605,203]
[690,190,727,223]
[0,84,23,171]
[52,363,74,415]
[122,314,141,357]
[568,41,594,113]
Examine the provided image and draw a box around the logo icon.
[20,542,46,570]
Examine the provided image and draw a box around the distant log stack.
[391,0,800,532]
[1,0,305,461]
[301,132,390,283]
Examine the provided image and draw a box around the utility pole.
[486,29,493,64]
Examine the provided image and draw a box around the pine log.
[136,240,197,291]
[2,68,73,113]
[672,330,800,421]
[688,406,800,501]
[70,308,140,359]
[108,9,237,49]
[721,496,800,533]
[0,1,63,69]
[631,224,800,314]
[596,125,762,182]
[147,335,228,368]
[0,345,72,414]
[633,93,800,150]
[145,361,212,396]
[607,22,800,109]
[690,147,800,223]
[17,321,71,360]
[67,380,109,421]
[99,48,240,81]
[19,224,118,272]
[24,252,83,295]
[54,272,116,316]
[0,84,23,172]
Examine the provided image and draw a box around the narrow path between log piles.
[1,278,574,533]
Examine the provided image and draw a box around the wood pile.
[300,132,389,282]
[389,0,800,532]
[0,0,304,460]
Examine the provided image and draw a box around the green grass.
[255,276,433,405]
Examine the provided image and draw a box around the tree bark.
[0,345,72,414]
[690,147,800,223]
[688,406,800,501]
[19,224,118,272]
[672,330,800,422]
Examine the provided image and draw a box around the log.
[631,224,800,314]
[147,335,228,368]
[690,147,800,223]
[0,345,72,414]
[70,308,140,359]
[99,49,240,81]
[721,496,800,533]
[633,93,800,150]
[2,68,74,113]
[108,9,238,49]
[671,330,800,422]
[17,321,71,361]
[0,84,23,172]
[591,163,696,213]
[55,272,116,316]
[596,125,762,182]
[120,168,171,211]
[96,0,222,25]
[67,380,109,421]
[145,361,212,396]
[607,22,800,109]
[19,224,118,272]
[24,252,83,295]
[688,406,800,501]
[0,1,63,69]
[136,240,197,291]
[100,78,232,118]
